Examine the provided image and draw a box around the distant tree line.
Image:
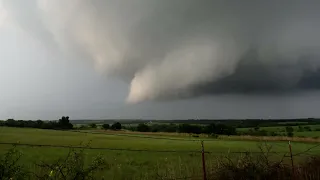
[71,118,320,129]
[101,122,122,130]
[79,122,123,131]
[118,123,237,135]
[237,125,299,137]
[0,116,73,130]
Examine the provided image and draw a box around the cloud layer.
[2,0,320,103]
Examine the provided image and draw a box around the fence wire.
[0,141,319,180]
[0,141,318,157]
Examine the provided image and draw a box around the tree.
[102,124,110,130]
[286,126,294,132]
[111,122,122,130]
[286,126,294,137]
[58,116,73,129]
[137,123,150,132]
[35,120,44,128]
[89,123,97,129]
[203,123,216,134]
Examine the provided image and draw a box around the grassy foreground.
[0,127,319,179]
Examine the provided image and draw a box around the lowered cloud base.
[2,0,320,103]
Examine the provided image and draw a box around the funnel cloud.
[2,0,320,104]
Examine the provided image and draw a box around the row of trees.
[102,122,122,130]
[80,122,123,130]
[125,123,237,135]
[0,116,73,130]
[86,122,236,135]
[238,126,295,137]
[125,118,320,128]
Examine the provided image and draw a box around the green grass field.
[237,125,320,137]
[0,127,319,179]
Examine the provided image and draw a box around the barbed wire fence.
[0,139,320,180]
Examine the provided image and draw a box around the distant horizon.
[2,117,320,121]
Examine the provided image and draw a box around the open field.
[0,127,320,179]
[73,129,320,143]
[238,124,320,132]
[238,125,320,137]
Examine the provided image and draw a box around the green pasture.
[237,125,320,137]
[0,127,319,179]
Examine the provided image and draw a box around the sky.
[1,0,320,120]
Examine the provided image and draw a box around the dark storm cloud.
[192,51,320,96]
[3,0,320,103]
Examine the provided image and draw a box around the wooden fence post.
[288,141,295,179]
[201,140,207,180]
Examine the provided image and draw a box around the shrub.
[136,123,150,132]
[102,124,110,130]
[287,132,294,137]
[34,148,108,180]
[111,122,122,130]
[178,124,202,134]
[286,126,294,137]
[0,146,27,179]
[89,123,97,129]
[208,144,320,180]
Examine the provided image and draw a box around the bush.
[102,124,110,130]
[286,126,294,137]
[34,148,108,180]
[136,123,150,132]
[89,123,97,129]
[209,144,320,180]
[287,132,294,137]
[0,146,27,179]
[111,122,122,130]
[178,124,202,134]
